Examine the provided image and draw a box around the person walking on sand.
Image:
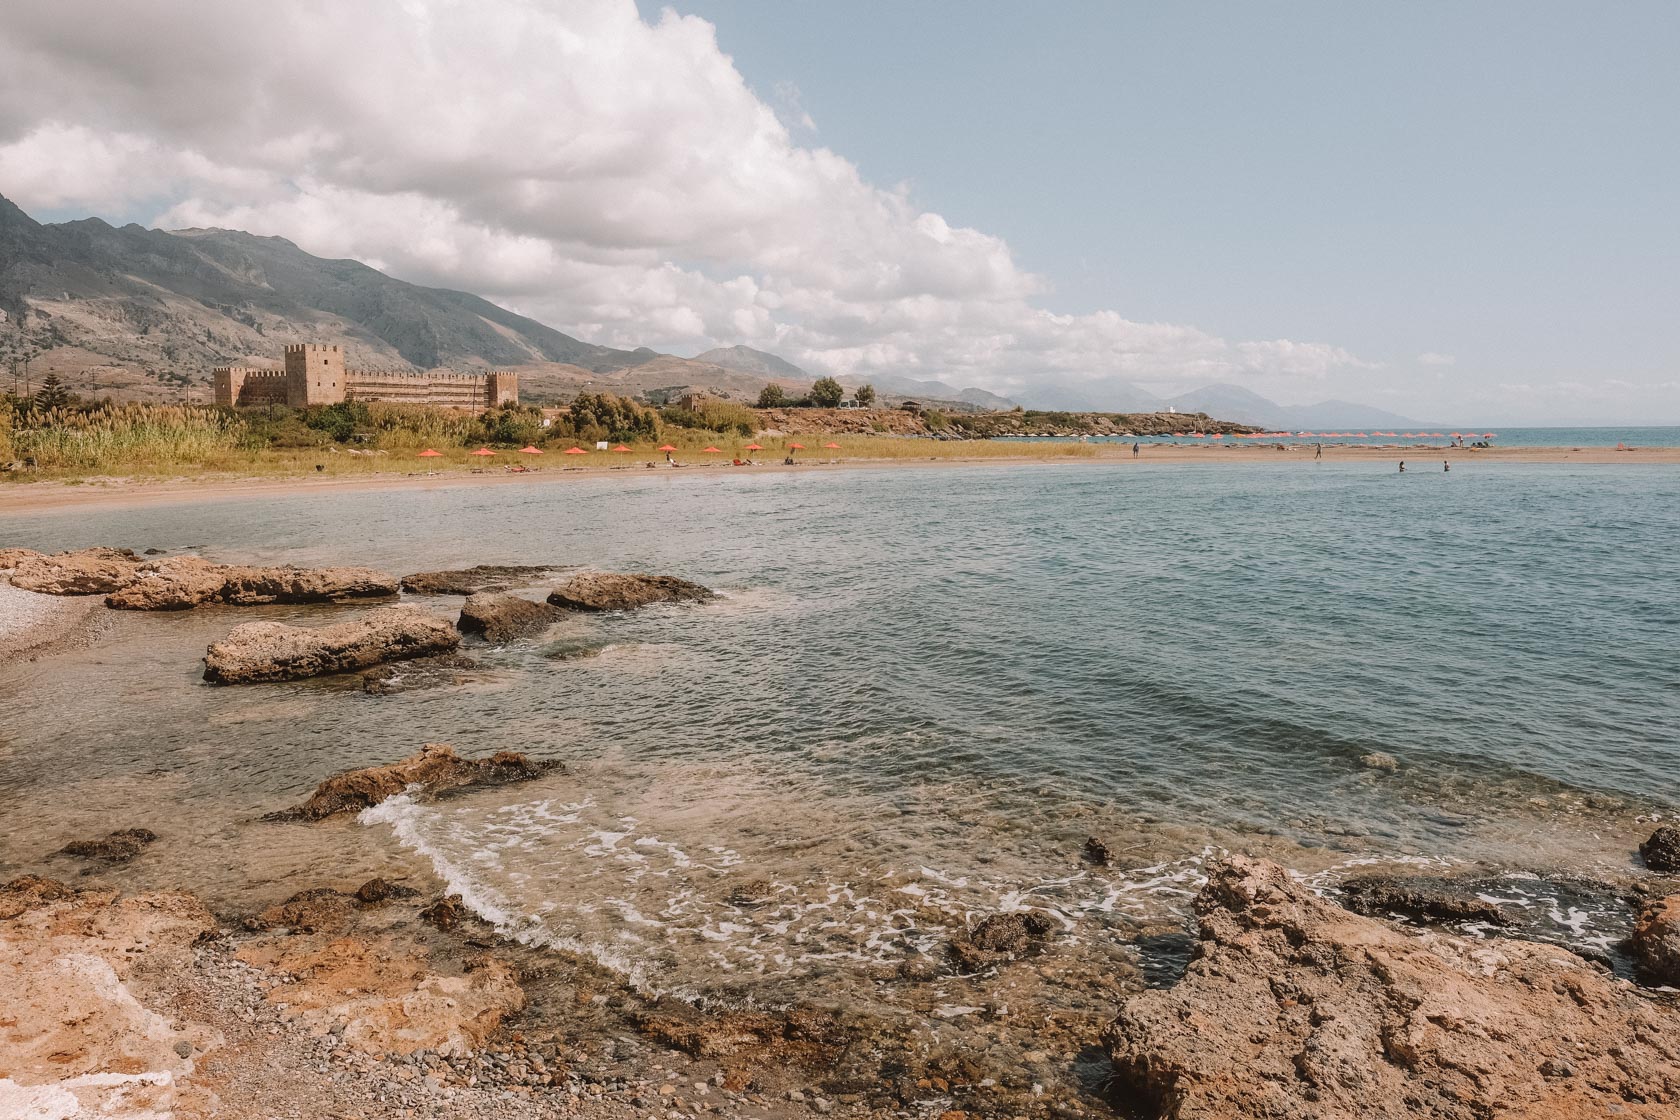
[1132,441,1140,458]
[1314,443,1322,460]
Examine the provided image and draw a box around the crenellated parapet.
[214,346,516,409]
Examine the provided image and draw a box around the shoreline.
[2,442,1676,516]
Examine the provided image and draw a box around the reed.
[6,402,246,470]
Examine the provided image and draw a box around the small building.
[213,344,516,410]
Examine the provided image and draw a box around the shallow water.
[2,460,1676,1004]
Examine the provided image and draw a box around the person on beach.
[665,450,673,464]
[1314,443,1322,460]
[1399,461,1406,472]
[1132,442,1140,458]
[1444,460,1450,472]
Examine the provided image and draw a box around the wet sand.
[2,442,1675,516]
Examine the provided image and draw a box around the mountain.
[861,373,1019,411]
[1013,377,1163,412]
[691,345,810,380]
[0,192,655,395]
[1163,384,1431,429]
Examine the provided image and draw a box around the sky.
[0,1,1675,423]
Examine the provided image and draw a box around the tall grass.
[7,402,246,470]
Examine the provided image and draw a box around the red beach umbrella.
[702,446,722,453]
[1483,433,1496,438]
[417,448,442,457]
[1211,433,1224,439]
[824,442,840,449]
[612,444,632,452]
[471,447,496,456]
[658,444,677,452]
[519,446,543,455]
[744,443,763,451]
[788,442,806,449]
[563,447,587,455]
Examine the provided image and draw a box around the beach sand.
[1,442,1675,516]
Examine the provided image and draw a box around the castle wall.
[214,346,516,409]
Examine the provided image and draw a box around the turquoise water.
[1101,425,1680,446]
[1,460,1676,999]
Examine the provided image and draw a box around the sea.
[2,457,1677,1016]
[1103,425,1680,447]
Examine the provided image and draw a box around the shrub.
[809,376,844,408]
[757,384,787,408]
[854,383,876,407]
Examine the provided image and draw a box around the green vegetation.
[756,384,787,408]
[854,383,876,407]
[659,397,757,436]
[808,376,844,408]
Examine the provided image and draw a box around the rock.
[457,592,565,643]
[950,911,1055,973]
[546,571,713,612]
[1631,895,1680,986]
[1361,751,1400,771]
[108,559,398,610]
[359,653,478,695]
[246,887,356,933]
[726,878,776,908]
[1105,855,1680,1119]
[1084,836,1113,865]
[421,894,469,932]
[0,874,78,920]
[9,547,140,594]
[0,547,46,569]
[265,742,558,821]
[57,827,158,864]
[1338,873,1510,925]
[203,607,460,683]
[355,878,420,905]
[400,565,557,596]
[1640,826,1680,873]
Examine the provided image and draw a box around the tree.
[33,371,71,410]
[854,383,876,407]
[756,383,787,408]
[809,376,844,409]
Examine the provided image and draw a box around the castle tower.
[484,371,519,408]
[212,367,245,408]
[283,344,346,406]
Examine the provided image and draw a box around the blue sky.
[643,1,1680,422]
[2,1,1675,422]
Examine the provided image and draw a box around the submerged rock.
[950,911,1056,972]
[265,742,558,821]
[108,558,398,610]
[457,592,565,643]
[9,547,141,594]
[359,653,478,695]
[355,877,420,905]
[400,565,557,596]
[1632,895,1680,987]
[1105,855,1680,1119]
[1338,873,1510,925]
[1361,751,1400,771]
[57,827,158,864]
[1084,836,1114,865]
[247,887,357,933]
[1641,826,1680,873]
[203,607,460,684]
[546,571,713,612]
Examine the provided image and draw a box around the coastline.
[2,442,1676,516]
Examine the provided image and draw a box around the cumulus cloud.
[0,0,1372,397]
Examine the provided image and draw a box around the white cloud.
[1417,351,1457,366]
[0,0,1374,399]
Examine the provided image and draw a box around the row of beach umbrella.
[1165,431,1496,440]
[417,441,845,457]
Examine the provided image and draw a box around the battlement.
[214,346,516,410]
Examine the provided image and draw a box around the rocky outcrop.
[9,547,140,594]
[1338,873,1509,925]
[400,565,557,595]
[546,571,714,612]
[1641,826,1680,873]
[949,911,1056,973]
[0,547,46,569]
[58,827,158,864]
[265,742,558,821]
[1105,855,1680,1119]
[0,874,78,920]
[107,557,397,610]
[457,592,565,642]
[1632,896,1680,987]
[203,607,459,683]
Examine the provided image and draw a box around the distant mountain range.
[0,193,1429,425]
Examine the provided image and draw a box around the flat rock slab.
[1105,855,1680,1119]
[9,547,141,594]
[546,571,713,612]
[107,557,398,610]
[265,742,558,821]
[457,592,565,643]
[400,565,558,596]
[203,607,459,684]
[57,828,158,864]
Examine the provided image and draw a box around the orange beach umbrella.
[471,447,496,456]
[612,444,632,452]
[658,444,677,452]
[519,446,543,455]
[788,442,805,449]
[417,448,442,457]
[563,447,587,455]
[824,442,840,449]
[702,446,722,453]
[744,443,763,451]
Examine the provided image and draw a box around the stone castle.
[213,345,517,409]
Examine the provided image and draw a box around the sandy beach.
[2,442,1675,516]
